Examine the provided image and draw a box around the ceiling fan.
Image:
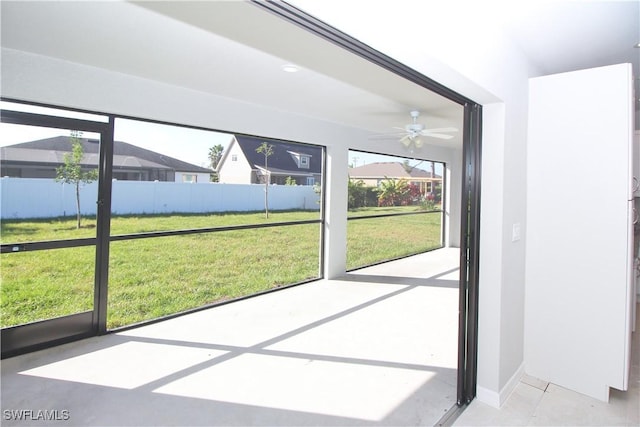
[370,110,458,148]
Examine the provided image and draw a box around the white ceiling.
[501,0,639,77]
[1,0,638,150]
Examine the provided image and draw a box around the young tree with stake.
[256,142,274,219]
[55,131,98,229]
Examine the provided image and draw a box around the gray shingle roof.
[1,136,212,173]
[235,135,322,175]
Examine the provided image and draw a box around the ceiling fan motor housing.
[405,123,424,133]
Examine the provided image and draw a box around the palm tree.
[377,177,409,206]
[348,178,367,209]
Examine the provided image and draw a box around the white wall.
[287,0,539,406]
[217,138,254,184]
[1,178,320,219]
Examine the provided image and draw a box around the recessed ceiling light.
[282,64,300,73]
[635,42,640,48]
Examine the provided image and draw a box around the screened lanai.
[0,1,481,424]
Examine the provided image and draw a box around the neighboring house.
[217,135,322,186]
[0,136,212,183]
[349,161,442,195]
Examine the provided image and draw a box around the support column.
[445,149,463,247]
[323,144,349,279]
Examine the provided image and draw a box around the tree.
[377,177,409,207]
[402,159,412,174]
[348,178,366,209]
[55,131,98,229]
[312,182,322,205]
[401,159,425,174]
[208,144,224,182]
[255,142,274,218]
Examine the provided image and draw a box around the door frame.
[0,109,114,357]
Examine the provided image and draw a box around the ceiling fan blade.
[421,132,454,140]
[423,127,458,133]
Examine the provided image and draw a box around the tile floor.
[1,248,461,426]
[453,303,640,426]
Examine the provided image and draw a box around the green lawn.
[1,208,441,329]
[347,210,442,270]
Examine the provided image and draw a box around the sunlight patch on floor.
[19,341,223,389]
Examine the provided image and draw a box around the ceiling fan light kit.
[400,133,423,148]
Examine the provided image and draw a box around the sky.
[114,118,232,168]
[0,101,442,172]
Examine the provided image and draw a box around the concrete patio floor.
[1,248,460,426]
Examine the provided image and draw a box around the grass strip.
[1,208,441,328]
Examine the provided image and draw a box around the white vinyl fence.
[1,178,320,219]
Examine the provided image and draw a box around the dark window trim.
[0,109,108,134]
[0,105,113,355]
[348,210,441,221]
[94,116,115,333]
[457,102,482,404]
[346,245,445,274]
[1,97,325,151]
[2,219,323,250]
[1,238,97,253]
[1,98,327,358]
[345,149,446,271]
[109,219,322,242]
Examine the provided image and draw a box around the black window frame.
[0,98,327,357]
[346,149,447,271]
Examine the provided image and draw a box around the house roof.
[0,136,212,173]
[349,162,441,180]
[234,135,322,175]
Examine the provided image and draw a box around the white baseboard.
[476,362,525,408]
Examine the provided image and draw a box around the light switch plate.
[512,223,521,242]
